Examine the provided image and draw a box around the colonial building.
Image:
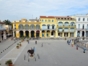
[13,19,41,38]
[57,16,76,38]
[40,16,57,38]
[73,14,88,40]
[13,16,76,38]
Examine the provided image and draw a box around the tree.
[3,20,12,25]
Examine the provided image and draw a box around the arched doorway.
[31,31,34,38]
[36,30,40,38]
[51,30,55,37]
[25,31,29,37]
[82,31,84,37]
[1,31,3,40]
[19,31,24,38]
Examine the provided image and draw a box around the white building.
[73,14,88,40]
[0,22,7,42]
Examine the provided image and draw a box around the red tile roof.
[40,16,75,20]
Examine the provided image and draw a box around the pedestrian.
[83,48,86,53]
[76,45,78,50]
[35,41,37,44]
[27,40,29,44]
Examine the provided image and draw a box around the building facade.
[13,19,41,38]
[0,22,7,42]
[13,16,76,38]
[73,14,88,40]
[57,16,76,38]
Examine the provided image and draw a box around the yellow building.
[13,16,76,38]
[57,16,76,38]
[40,16,57,38]
[13,19,41,38]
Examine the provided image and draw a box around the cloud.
[0,0,88,21]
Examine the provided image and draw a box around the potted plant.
[5,59,13,66]
[19,43,22,46]
[16,45,19,49]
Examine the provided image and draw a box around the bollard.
[28,58,30,62]
[37,54,40,59]
[35,57,36,61]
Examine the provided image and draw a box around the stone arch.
[24,24,29,29]
[36,30,40,38]
[31,31,35,37]
[70,22,75,26]
[19,31,24,37]
[19,24,24,29]
[25,31,29,37]
[30,24,35,29]
[36,25,40,29]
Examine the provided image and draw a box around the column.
[29,31,31,38]
[13,30,14,37]
[16,31,19,38]
[40,31,42,38]
[35,31,36,38]
[23,30,25,37]
[50,31,51,38]
[68,32,70,38]
[80,31,82,40]
[62,32,64,38]
[55,30,58,38]
[45,31,46,38]
[85,31,86,40]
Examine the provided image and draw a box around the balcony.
[58,28,63,32]
[70,25,76,28]
[63,25,69,28]
[70,29,75,32]
[64,29,69,32]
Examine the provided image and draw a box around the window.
[51,31,53,35]
[52,20,54,22]
[42,34,44,37]
[78,24,80,28]
[83,24,84,29]
[45,20,47,22]
[47,25,50,29]
[83,18,85,21]
[78,18,80,21]
[48,20,50,22]
[87,24,88,28]
[52,25,54,29]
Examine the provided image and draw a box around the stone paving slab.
[14,40,88,66]
[0,41,27,66]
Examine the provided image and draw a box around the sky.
[0,0,88,21]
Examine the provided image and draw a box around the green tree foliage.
[3,20,12,25]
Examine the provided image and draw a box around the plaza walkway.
[0,40,88,66]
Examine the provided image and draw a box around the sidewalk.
[0,41,27,66]
[0,38,19,54]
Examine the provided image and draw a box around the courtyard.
[0,39,88,66]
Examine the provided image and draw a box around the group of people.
[67,39,72,45]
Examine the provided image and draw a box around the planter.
[19,44,22,46]
[16,46,19,49]
[9,63,13,66]
[5,60,13,66]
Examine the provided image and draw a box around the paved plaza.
[0,39,88,66]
